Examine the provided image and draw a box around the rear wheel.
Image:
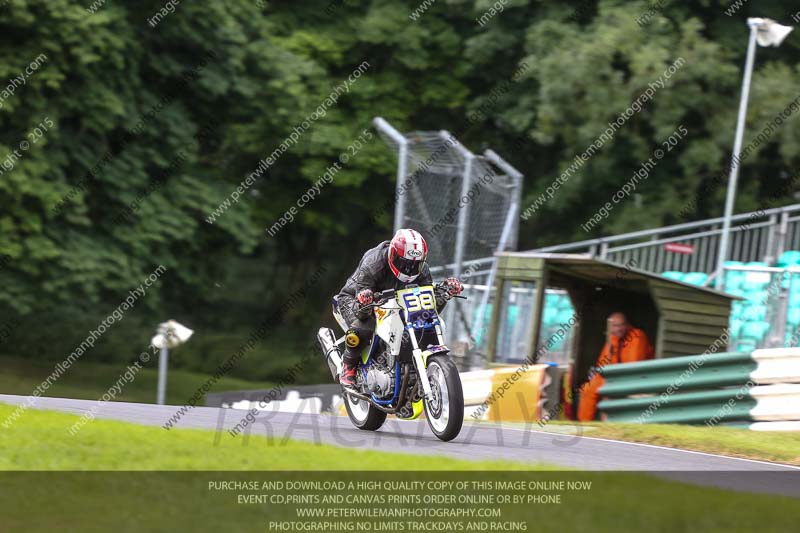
[344,392,387,431]
[424,355,463,441]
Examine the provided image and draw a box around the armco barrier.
[206,384,340,412]
[208,365,561,423]
[597,348,800,428]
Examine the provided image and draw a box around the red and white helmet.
[388,229,428,283]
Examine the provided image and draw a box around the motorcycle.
[317,283,465,441]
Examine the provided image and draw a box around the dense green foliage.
[0,0,798,380]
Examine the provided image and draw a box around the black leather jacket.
[338,241,448,320]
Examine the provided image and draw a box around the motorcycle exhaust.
[317,327,342,380]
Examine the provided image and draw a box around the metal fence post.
[484,149,523,251]
[440,133,475,338]
[775,210,790,261]
[373,117,409,233]
[772,283,789,348]
[474,148,525,367]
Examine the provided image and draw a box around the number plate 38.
[400,288,435,312]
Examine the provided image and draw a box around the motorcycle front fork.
[408,326,436,400]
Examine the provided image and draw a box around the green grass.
[0,402,533,471]
[535,421,800,466]
[0,355,272,406]
[0,403,798,532]
[4,353,798,469]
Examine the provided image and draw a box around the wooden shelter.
[485,253,741,385]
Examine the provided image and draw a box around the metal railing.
[433,204,800,282]
[430,204,800,362]
[534,204,800,275]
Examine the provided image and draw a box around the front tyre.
[344,392,387,431]
[424,356,464,441]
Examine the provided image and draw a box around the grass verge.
[0,403,798,532]
[0,402,534,471]
[535,421,800,466]
[0,355,272,406]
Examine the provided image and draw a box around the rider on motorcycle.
[333,228,463,387]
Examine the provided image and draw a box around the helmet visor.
[393,256,423,277]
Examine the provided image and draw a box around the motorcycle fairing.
[396,285,439,330]
[373,297,404,356]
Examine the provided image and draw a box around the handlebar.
[363,288,396,308]
[359,285,467,311]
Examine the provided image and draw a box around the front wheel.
[424,355,464,441]
[344,392,387,431]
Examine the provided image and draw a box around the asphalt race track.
[2,394,799,497]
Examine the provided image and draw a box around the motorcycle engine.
[366,353,395,398]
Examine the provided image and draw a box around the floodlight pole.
[715,21,759,291]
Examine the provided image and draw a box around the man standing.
[577,312,654,422]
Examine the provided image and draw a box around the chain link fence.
[374,118,522,367]
[374,120,520,270]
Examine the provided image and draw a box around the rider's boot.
[340,345,359,387]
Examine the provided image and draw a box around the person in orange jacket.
[577,312,654,422]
